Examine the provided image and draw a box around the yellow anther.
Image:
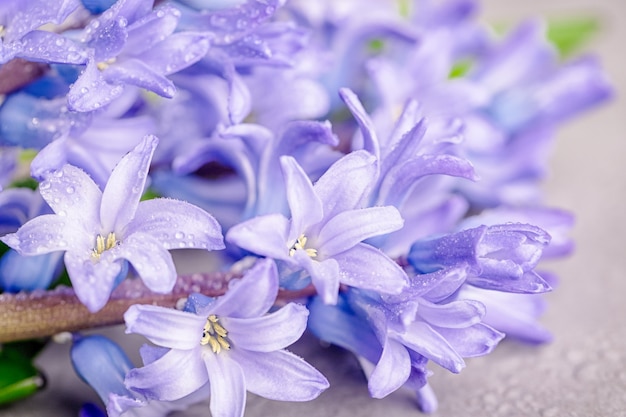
[91,232,118,261]
[289,234,318,258]
[97,58,117,71]
[201,315,231,353]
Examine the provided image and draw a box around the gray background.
[2,0,625,415]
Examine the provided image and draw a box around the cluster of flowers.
[0,0,612,415]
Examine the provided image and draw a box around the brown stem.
[0,271,238,343]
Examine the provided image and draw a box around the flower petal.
[70,335,134,403]
[279,156,323,240]
[0,250,63,292]
[125,348,208,402]
[338,88,379,158]
[418,299,485,329]
[204,354,246,417]
[137,32,210,75]
[101,135,157,233]
[313,150,377,219]
[2,214,90,255]
[68,59,125,112]
[225,303,308,352]
[232,349,329,401]
[293,251,340,304]
[435,323,504,357]
[116,232,177,293]
[393,321,465,373]
[211,258,279,319]
[368,337,410,399]
[124,304,206,350]
[307,295,381,364]
[64,251,123,312]
[38,164,102,227]
[103,59,176,98]
[226,213,291,260]
[333,243,408,295]
[125,198,224,251]
[317,206,403,257]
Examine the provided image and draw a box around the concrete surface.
[1,0,625,416]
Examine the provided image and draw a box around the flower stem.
[0,271,238,343]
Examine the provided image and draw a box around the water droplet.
[117,17,127,28]
[66,186,75,194]
[91,20,101,29]
[55,38,65,46]
[175,232,184,239]
[80,87,89,95]
[156,10,164,18]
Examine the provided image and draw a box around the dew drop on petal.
[66,186,75,194]
[175,232,184,239]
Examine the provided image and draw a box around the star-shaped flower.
[1,135,224,312]
[124,258,329,417]
[226,150,408,304]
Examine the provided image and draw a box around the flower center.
[201,315,231,353]
[97,58,117,71]
[289,234,318,258]
[91,232,118,260]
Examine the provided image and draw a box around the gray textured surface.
[2,0,626,416]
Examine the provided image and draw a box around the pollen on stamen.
[91,232,118,261]
[289,234,318,258]
[97,58,117,71]
[201,315,231,353]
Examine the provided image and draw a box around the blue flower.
[0,187,63,292]
[71,334,207,417]
[226,150,408,304]
[1,135,224,311]
[124,258,329,417]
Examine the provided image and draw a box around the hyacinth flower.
[71,334,208,417]
[67,0,211,112]
[124,258,329,417]
[308,263,504,413]
[408,223,552,294]
[226,150,408,304]
[166,119,340,226]
[1,135,224,312]
[0,0,87,65]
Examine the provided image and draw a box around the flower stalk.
[0,271,238,343]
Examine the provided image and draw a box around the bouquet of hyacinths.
[0,0,612,415]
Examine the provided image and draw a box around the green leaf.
[546,17,600,58]
[140,188,161,201]
[0,342,47,405]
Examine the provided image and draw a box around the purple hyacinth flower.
[0,0,87,65]
[226,150,408,304]
[68,0,211,112]
[124,258,329,417]
[1,135,224,312]
[408,223,552,294]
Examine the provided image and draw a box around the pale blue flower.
[1,135,224,311]
[124,258,329,417]
[226,150,408,304]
